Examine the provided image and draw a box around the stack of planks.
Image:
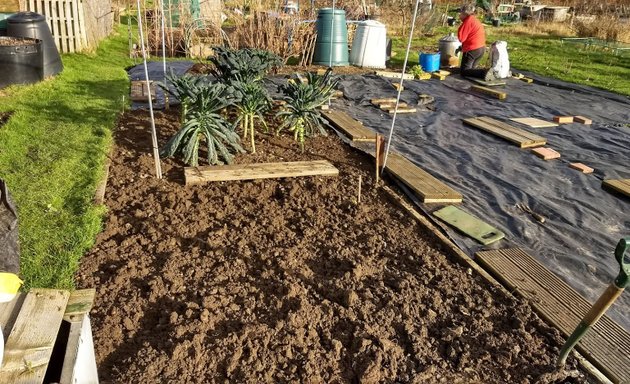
[463,116,546,148]
[370,98,416,114]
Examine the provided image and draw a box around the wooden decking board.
[602,179,630,198]
[470,85,507,100]
[322,110,376,141]
[463,117,547,148]
[185,160,339,185]
[510,117,558,128]
[385,153,463,203]
[476,248,630,383]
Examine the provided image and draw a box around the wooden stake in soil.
[375,134,385,182]
[358,175,362,203]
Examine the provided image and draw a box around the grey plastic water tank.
[7,12,62,78]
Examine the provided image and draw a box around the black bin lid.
[7,12,46,23]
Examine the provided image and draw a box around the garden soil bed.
[77,107,590,383]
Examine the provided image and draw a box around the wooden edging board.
[380,187,611,384]
[510,117,559,128]
[463,116,547,148]
[385,153,462,203]
[322,109,376,142]
[602,179,630,198]
[184,160,339,185]
[470,85,507,100]
[476,248,630,384]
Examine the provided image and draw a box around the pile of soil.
[77,107,588,383]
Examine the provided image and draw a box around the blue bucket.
[419,52,440,72]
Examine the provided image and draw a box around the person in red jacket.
[457,4,495,80]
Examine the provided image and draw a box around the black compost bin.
[7,12,62,77]
[0,36,43,89]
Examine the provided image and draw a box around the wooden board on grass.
[0,289,70,384]
[321,109,375,141]
[510,117,558,128]
[462,116,547,148]
[185,160,339,185]
[602,179,630,198]
[433,205,504,245]
[385,153,462,203]
[470,85,507,100]
[476,248,630,384]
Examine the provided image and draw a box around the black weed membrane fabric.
[129,62,630,330]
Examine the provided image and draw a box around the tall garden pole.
[381,0,420,174]
[136,0,163,179]
[159,0,167,77]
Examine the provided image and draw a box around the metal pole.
[381,0,420,174]
[137,0,163,179]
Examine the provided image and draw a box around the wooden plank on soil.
[0,289,70,384]
[185,160,339,185]
[462,116,547,148]
[602,179,630,198]
[433,205,504,245]
[510,117,559,128]
[470,85,507,100]
[476,248,630,384]
[322,109,376,142]
[385,153,463,203]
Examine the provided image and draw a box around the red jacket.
[458,15,486,52]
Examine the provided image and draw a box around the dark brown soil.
[77,107,589,383]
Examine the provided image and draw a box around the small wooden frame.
[470,85,507,100]
[375,70,414,80]
[185,160,339,185]
[553,116,574,123]
[602,179,630,198]
[569,162,594,174]
[531,147,560,160]
[574,116,592,125]
[462,116,547,148]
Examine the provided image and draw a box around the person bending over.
[457,4,495,81]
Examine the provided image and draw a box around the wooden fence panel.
[24,0,89,52]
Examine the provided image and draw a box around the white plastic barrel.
[349,20,386,68]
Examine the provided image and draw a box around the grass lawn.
[390,23,630,96]
[0,26,133,289]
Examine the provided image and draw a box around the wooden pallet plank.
[322,109,375,142]
[385,153,463,203]
[433,205,504,244]
[476,117,547,142]
[510,117,558,128]
[375,71,414,80]
[0,289,70,384]
[63,0,74,53]
[476,249,630,383]
[602,179,630,198]
[462,117,547,148]
[470,85,507,100]
[185,160,339,185]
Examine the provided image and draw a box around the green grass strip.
[0,26,134,289]
[390,25,630,96]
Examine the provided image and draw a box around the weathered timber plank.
[0,293,26,339]
[185,160,339,185]
[463,117,546,148]
[379,102,409,110]
[63,288,96,322]
[385,153,463,203]
[322,110,375,141]
[375,71,414,80]
[371,98,397,104]
[476,248,630,384]
[0,289,70,384]
[477,116,547,142]
[470,85,507,100]
[602,179,630,198]
[387,108,417,114]
[510,117,558,128]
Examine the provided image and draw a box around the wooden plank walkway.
[322,110,376,142]
[385,153,463,203]
[602,179,630,198]
[185,160,339,186]
[476,248,630,384]
[463,116,547,148]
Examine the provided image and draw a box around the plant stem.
[250,114,256,153]
[243,114,249,140]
